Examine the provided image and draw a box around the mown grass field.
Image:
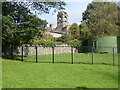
[2,57,118,88]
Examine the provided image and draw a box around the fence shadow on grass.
[76,86,88,89]
[2,55,21,61]
[22,60,117,66]
[37,61,71,64]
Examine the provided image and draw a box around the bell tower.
[57,11,68,29]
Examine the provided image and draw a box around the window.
[59,16,62,20]
[65,16,67,19]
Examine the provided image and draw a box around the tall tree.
[2,2,66,57]
[69,23,80,39]
[78,21,92,42]
[118,2,120,35]
[82,2,119,37]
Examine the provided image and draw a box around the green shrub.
[54,42,63,45]
[66,39,80,47]
[32,40,55,47]
[56,34,69,42]
[32,40,40,45]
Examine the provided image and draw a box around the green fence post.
[52,46,54,63]
[71,46,74,64]
[92,47,94,64]
[36,46,38,63]
[112,47,114,66]
[21,46,23,61]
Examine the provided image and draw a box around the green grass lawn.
[2,59,118,88]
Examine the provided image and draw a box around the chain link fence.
[9,45,119,66]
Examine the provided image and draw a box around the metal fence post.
[21,46,23,61]
[92,47,94,64]
[71,46,74,64]
[36,46,38,63]
[52,46,54,63]
[112,47,114,66]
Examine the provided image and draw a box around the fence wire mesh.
[37,46,52,63]
[54,46,71,63]
[11,45,119,65]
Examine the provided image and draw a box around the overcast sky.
[37,0,119,28]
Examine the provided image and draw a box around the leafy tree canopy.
[69,23,80,39]
[2,1,66,56]
[82,2,119,37]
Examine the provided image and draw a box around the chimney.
[49,24,54,29]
